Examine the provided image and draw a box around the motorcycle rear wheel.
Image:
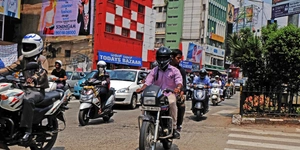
[79,109,90,126]
[161,139,172,149]
[139,121,155,150]
[29,118,58,150]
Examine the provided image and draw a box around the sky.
[228,0,289,32]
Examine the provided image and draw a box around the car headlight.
[143,97,156,105]
[117,88,129,93]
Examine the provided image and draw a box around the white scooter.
[210,83,222,106]
[47,75,72,107]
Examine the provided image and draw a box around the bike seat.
[36,91,61,108]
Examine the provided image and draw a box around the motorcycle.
[210,83,222,106]
[225,85,233,99]
[186,82,193,101]
[138,85,176,150]
[78,78,115,126]
[0,62,68,150]
[47,75,72,107]
[192,83,209,121]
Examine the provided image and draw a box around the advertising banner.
[272,0,300,18]
[179,61,193,69]
[0,0,21,19]
[186,43,203,66]
[0,43,18,67]
[233,5,253,32]
[98,51,142,67]
[227,3,235,23]
[39,0,94,36]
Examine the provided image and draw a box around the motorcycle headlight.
[117,88,129,93]
[143,97,156,105]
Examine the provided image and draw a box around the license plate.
[140,106,161,111]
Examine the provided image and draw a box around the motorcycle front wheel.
[29,118,58,150]
[161,139,172,149]
[78,109,90,126]
[139,121,155,150]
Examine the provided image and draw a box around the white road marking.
[230,128,300,138]
[229,133,300,143]
[227,140,300,150]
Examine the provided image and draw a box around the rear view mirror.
[25,62,39,70]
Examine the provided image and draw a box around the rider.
[92,60,110,114]
[214,75,224,101]
[192,68,211,112]
[136,47,183,139]
[51,60,67,89]
[0,33,49,144]
[170,49,186,132]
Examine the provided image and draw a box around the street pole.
[288,14,299,26]
[261,1,264,27]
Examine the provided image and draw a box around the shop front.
[97,51,142,70]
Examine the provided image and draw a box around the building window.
[167,32,177,35]
[105,24,114,33]
[108,0,114,2]
[136,32,143,40]
[169,7,178,9]
[65,50,71,57]
[167,16,178,18]
[167,23,177,26]
[124,0,131,8]
[166,40,176,43]
[138,4,144,13]
[122,28,129,37]
[156,22,165,28]
[158,7,163,12]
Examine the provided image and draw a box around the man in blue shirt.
[192,69,211,112]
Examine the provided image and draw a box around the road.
[11,92,300,150]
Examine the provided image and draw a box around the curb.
[232,114,300,125]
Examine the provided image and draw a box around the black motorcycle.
[138,85,176,150]
[192,83,209,121]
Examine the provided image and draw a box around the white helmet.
[21,33,43,58]
[215,75,220,78]
[97,60,106,68]
[55,60,63,66]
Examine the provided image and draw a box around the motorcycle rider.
[136,47,183,139]
[170,49,186,132]
[0,33,49,144]
[51,60,67,89]
[91,60,110,115]
[192,69,211,112]
[214,75,224,101]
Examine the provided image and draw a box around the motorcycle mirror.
[25,62,39,70]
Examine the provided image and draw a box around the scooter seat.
[36,91,61,108]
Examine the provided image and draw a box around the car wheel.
[130,94,137,109]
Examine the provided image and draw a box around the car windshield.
[85,71,96,79]
[110,70,137,82]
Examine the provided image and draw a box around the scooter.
[45,75,58,92]
[47,75,72,107]
[192,83,209,121]
[78,78,115,126]
[186,82,194,101]
[211,83,222,106]
[225,85,233,99]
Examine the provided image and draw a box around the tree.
[264,24,300,87]
[227,28,264,85]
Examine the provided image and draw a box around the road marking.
[230,128,300,138]
[227,140,300,150]
[229,133,300,143]
[296,128,300,132]
[224,148,241,150]
[212,110,235,116]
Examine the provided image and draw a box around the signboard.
[179,61,193,69]
[39,0,94,36]
[210,33,224,43]
[206,45,225,57]
[0,0,21,19]
[97,51,142,67]
[186,43,204,64]
[227,3,234,23]
[272,0,300,18]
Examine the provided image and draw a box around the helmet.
[215,75,220,79]
[21,33,43,58]
[199,69,207,79]
[156,47,172,70]
[55,60,62,67]
[97,60,106,68]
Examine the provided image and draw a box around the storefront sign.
[272,0,300,18]
[98,51,142,67]
[210,33,224,43]
[39,0,94,36]
[179,61,193,69]
[206,45,225,57]
[0,0,21,19]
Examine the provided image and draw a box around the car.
[73,70,111,99]
[66,71,85,91]
[234,79,246,91]
[109,69,148,109]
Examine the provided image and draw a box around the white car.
[109,69,148,109]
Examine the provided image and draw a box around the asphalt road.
[11,92,300,150]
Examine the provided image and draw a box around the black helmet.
[156,47,172,70]
[199,68,207,79]
[152,61,159,68]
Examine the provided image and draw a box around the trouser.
[20,91,44,132]
[98,87,108,108]
[168,94,177,128]
[177,103,185,128]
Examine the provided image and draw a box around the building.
[153,0,167,49]
[94,0,156,70]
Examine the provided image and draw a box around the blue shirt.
[193,76,211,86]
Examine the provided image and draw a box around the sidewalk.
[232,114,300,125]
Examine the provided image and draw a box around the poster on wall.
[0,0,21,19]
[39,0,94,36]
[186,43,203,64]
[0,44,18,67]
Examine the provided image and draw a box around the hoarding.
[0,0,21,19]
[186,43,204,65]
[227,3,235,23]
[272,0,300,18]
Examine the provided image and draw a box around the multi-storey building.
[94,0,156,69]
[153,0,167,49]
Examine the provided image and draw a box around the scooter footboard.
[79,103,93,110]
